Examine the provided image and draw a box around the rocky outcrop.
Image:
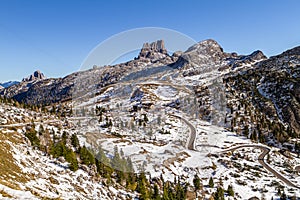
[138,40,168,61]
[22,70,46,82]
[0,41,174,105]
[256,47,300,134]
[224,45,300,137]
[170,39,235,76]
[225,50,267,70]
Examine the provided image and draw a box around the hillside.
[0,40,300,199]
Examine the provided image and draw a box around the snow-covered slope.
[1,39,300,199]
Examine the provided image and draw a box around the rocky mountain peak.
[170,39,229,73]
[185,39,224,54]
[22,70,46,82]
[138,40,168,60]
[280,46,300,57]
[142,40,166,53]
[248,50,267,60]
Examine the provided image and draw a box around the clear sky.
[1,0,300,82]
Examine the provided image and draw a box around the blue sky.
[1,0,300,82]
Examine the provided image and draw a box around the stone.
[22,70,46,82]
[138,40,168,60]
[58,156,65,163]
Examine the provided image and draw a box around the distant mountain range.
[0,81,19,89]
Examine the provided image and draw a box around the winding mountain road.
[169,114,300,189]
[220,145,300,189]
[169,114,197,150]
[0,120,61,128]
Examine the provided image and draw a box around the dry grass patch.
[0,130,28,189]
[0,189,13,198]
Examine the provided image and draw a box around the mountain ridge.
[0,81,20,89]
[1,39,299,137]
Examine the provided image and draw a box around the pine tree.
[79,146,95,166]
[95,146,113,179]
[65,148,78,171]
[227,185,234,196]
[280,191,287,200]
[50,141,66,158]
[209,177,214,188]
[96,146,110,167]
[162,181,170,200]
[277,188,281,196]
[25,125,40,147]
[111,146,125,183]
[71,134,80,150]
[193,174,201,191]
[175,180,186,200]
[136,172,149,200]
[152,184,161,200]
[62,131,68,145]
[112,146,122,170]
[214,187,225,200]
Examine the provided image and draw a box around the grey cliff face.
[138,40,168,61]
[22,70,46,82]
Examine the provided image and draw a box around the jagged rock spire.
[22,70,46,82]
[138,40,168,60]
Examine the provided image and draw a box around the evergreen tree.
[71,134,80,150]
[227,185,234,196]
[96,146,110,167]
[111,146,122,170]
[111,146,125,183]
[25,125,40,147]
[175,180,186,200]
[136,172,149,200]
[193,174,201,191]
[95,146,113,179]
[79,146,95,166]
[162,182,170,200]
[152,184,161,200]
[62,131,68,144]
[50,141,67,158]
[209,177,214,188]
[65,148,78,171]
[214,187,225,200]
[280,191,287,200]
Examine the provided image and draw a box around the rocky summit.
[138,39,168,61]
[22,70,46,82]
